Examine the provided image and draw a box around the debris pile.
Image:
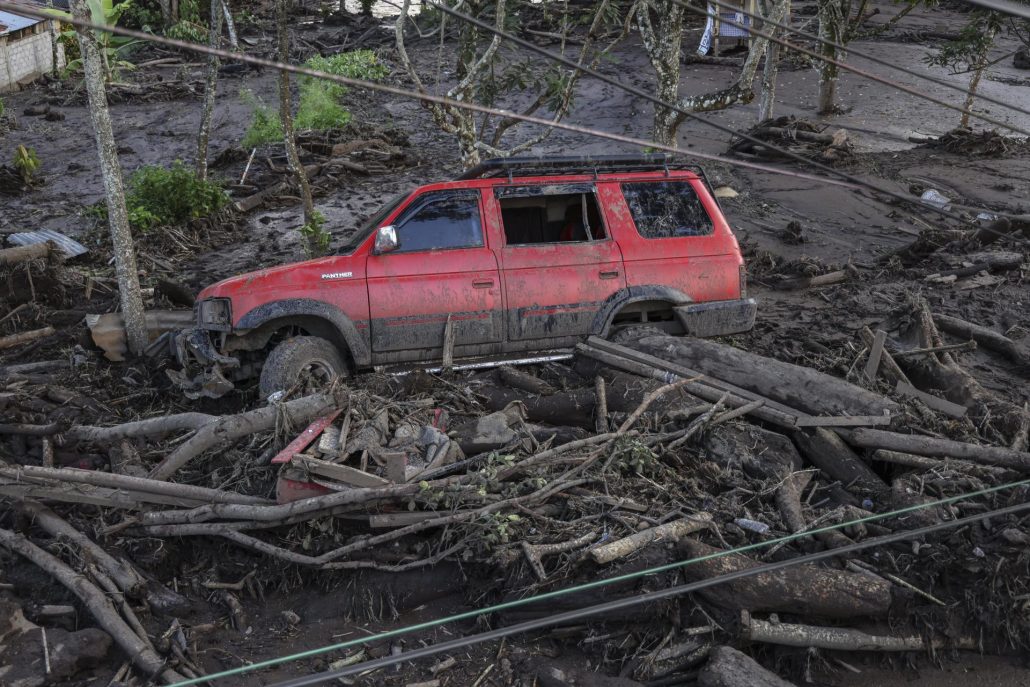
[2,290,1030,685]
[730,116,853,163]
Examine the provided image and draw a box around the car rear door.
[599,177,742,302]
[486,183,626,349]
[366,189,503,363]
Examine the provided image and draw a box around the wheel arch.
[229,299,371,367]
[591,285,693,338]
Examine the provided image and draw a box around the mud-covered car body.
[173,154,756,398]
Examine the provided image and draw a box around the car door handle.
[472,279,495,289]
[599,270,620,280]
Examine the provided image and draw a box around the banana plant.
[46,0,138,82]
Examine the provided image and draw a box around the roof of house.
[0,8,45,36]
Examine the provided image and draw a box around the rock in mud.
[703,424,801,480]
[0,598,112,686]
[1015,49,1030,70]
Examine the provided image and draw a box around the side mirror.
[374,225,399,254]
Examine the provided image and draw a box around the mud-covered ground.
[2,0,1030,685]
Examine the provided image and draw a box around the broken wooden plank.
[271,410,344,464]
[894,380,967,418]
[0,326,55,350]
[863,329,887,383]
[294,454,390,488]
[442,314,454,371]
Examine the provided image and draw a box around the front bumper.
[167,327,240,399]
[674,298,757,338]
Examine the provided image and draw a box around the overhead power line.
[265,498,1030,687]
[674,0,1030,138]
[701,0,1030,120]
[3,1,1027,243]
[962,0,1030,19]
[166,478,1030,686]
[419,0,1030,238]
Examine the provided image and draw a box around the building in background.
[0,6,65,93]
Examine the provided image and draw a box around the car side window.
[393,191,483,253]
[622,181,714,239]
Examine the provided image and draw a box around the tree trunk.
[637,0,686,146]
[196,0,223,180]
[72,0,148,356]
[221,0,239,50]
[758,0,787,122]
[817,0,846,115]
[699,646,798,687]
[960,24,999,128]
[623,335,899,418]
[276,0,314,224]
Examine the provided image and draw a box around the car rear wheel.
[608,325,669,345]
[259,336,348,400]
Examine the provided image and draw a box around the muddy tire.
[259,336,348,400]
[608,325,669,345]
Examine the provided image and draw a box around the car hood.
[197,255,362,301]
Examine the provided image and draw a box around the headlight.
[197,298,232,329]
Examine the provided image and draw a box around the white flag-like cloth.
[697,4,751,55]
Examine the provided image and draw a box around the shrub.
[242,101,283,148]
[299,210,331,257]
[121,161,227,230]
[13,145,41,184]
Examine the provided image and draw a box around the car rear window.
[621,181,714,239]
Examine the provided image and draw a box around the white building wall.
[0,24,65,94]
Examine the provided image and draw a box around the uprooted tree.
[634,0,790,146]
[395,0,632,169]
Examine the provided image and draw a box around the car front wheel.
[259,336,348,400]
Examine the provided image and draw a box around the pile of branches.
[2,299,1030,685]
[730,116,854,163]
[918,126,1030,157]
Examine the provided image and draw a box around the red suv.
[172,155,756,399]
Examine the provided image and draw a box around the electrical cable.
[962,0,1030,20]
[698,0,1030,121]
[674,0,1030,138]
[166,477,1030,686]
[266,498,1030,687]
[0,0,865,194]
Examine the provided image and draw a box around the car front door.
[366,189,503,363]
[486,183,626,350]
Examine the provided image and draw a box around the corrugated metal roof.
[7,229,89,258]
[0,9,44,36]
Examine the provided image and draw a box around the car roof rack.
[455,153,705,181]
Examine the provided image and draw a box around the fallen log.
[606,335,899,419]
[590,515,712,565]
[677,540,894,619]
[847,428,1030,472]
[0,326,55,350]
[925,251,1023,281]
[740,612,979,651]
[774,266,856,291]
[497,366,556,395]
[934,313,1030,369]
[774,471,851,550]
[148,392,338,480]
[698,645,797,687]
[793,427,890,497]
[0,465,271,505]
[871,448,1013,477]
[0,241,54,265]
[859,326,911,386]
[0,527,185,684]
[576,342,800,429]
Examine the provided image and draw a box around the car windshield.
[337,190,410,254]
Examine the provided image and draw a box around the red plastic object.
[270,409,343,465]
[276,472,332,504]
